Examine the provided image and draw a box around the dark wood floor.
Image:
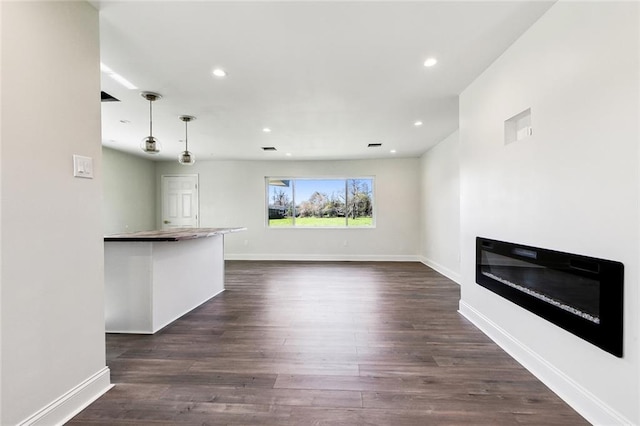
[70,261,588,425]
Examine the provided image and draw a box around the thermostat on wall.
[73,155,94,179]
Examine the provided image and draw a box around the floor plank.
[69,261,589,425]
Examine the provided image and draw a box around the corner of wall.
[419,130,461,282]
[419,256,461,284]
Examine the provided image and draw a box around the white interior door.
[161,174,199,229]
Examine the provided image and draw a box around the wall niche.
[505,108,532,144]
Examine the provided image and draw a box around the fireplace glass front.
[476,237,623,357]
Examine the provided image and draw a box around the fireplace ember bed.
[476,237,623,357]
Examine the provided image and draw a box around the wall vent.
[262,147,277,151]
[367,143,382,148]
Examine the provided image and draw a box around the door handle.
[163,220,171,224]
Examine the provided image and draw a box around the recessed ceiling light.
[414,121,423,127]
[285,153,292,157]
[390,149,397,154]
[423,57,438,67]
[263,128,271,133]
[212,68,227,77]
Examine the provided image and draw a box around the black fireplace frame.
[476,237,623,357]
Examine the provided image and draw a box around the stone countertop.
[104,227,246,242]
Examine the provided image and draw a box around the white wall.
[0,2,4,422]
[458,2,639,424]
[1,2,110,425]
[103,147,156,234]
[155,159,421,260]
[419,131,460,282]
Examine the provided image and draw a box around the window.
[266,177,374,227]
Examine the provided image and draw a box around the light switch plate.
[73,155,94,179]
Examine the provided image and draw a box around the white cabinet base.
[105,235,225,333]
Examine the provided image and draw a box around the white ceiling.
[95,1,555,161]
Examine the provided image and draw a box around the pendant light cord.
[149,99,153,137]
[185,120,189,151]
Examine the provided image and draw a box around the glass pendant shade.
[178,150,195,165]
[141,136,161,154]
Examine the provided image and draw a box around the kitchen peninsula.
[104,227,245,334]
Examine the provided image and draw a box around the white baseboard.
[419,256,461,284]
[459,301,632,426]
[225,253,420,262]
[18,367,112,426]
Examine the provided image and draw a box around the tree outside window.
[267,177,374,227]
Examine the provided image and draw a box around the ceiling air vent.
[262,147,277,151]
[367,143,382,148]
[101,91,120,102]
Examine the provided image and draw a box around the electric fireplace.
[476,237,623,357]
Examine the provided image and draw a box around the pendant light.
[140,92,162,154]
[178,115,196,165]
